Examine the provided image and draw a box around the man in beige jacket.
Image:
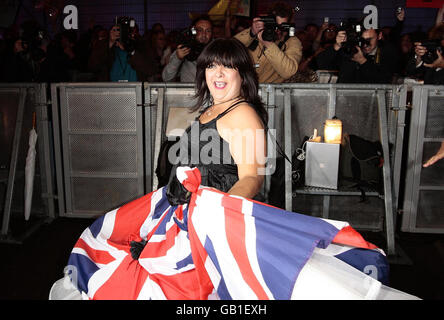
[234,2,302,83]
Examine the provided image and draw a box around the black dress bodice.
[171,100,247,193]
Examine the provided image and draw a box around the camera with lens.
[115,16,137,53]
[420,40,444,64]
[338,19,371,58]
[259,14,295,42]
[175,27,205,62]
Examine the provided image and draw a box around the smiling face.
[205,63,242,105]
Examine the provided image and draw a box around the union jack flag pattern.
[64,167,418,300]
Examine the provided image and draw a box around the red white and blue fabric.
[66,166,389,300]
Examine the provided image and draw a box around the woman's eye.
[206,64,215,69]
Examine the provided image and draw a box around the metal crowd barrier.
[50,83,146,218]
[2,82,443,255]
[277,84,409,256]
[0,83,55,243]
[48,82,406,257]
[402,86,444,233]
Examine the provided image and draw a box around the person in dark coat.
[315,28,399,84]
[405,24,444,85]
[88,23,156,82]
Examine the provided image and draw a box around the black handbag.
[339,134,384,195]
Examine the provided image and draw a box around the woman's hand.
[423,142,444,167]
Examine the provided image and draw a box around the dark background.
[1,0,441,38]
[0,0,443,301]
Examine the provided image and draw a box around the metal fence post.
[377,89,396,256]
[283,88,292,211]
[1,88,26,237]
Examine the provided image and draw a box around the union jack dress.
[50,166,418,300]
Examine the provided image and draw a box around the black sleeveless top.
[171,100,247,193]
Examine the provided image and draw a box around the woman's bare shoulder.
[219,102,264,130]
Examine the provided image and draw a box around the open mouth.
[214,81,227,89]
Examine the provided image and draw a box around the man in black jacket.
[315,28,399,83]
[405,27,444,85]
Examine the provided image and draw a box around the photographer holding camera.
[405,24,444,85]
[234,1,302,83]
[162,15,213,82]
[88,17,156,82]
[315,22,399,84]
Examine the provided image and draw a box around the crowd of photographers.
[0,2,443,85]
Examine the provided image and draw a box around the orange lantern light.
[324,118,342,144]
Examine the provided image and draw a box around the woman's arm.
[435,5,444,26]
[217,103,267,199]
[423,141,444,167]
[312,22,328,52]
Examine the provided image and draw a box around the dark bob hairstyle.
[192,38,268,126]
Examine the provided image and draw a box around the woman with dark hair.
[169,37,268,199]
[51,38,271,300]
[50,39,418,301]
[193,38,267,124]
